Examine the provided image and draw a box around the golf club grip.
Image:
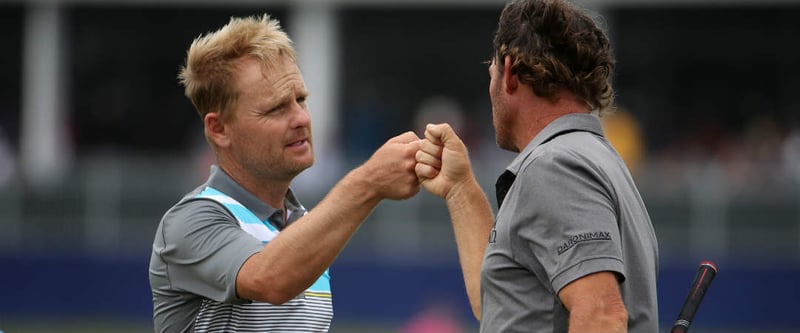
[670,261,718,333]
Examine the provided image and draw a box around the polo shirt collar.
[204,165,305,229]
[505,113,604,176]
[495,113,604,209]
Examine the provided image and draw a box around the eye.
[261,104,283,116]
[296,96,307,104]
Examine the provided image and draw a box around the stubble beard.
[492,102,517,153]
[243,146,315,183]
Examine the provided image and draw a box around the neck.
[218,162,289,209]
[514,90,590,150]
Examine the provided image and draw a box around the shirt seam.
[550,255,624,292]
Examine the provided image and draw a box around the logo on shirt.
[557,231,611,255]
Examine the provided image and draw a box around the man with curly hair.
[415,1,659,332]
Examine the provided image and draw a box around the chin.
[297,157,315,172]
[495,136,518,153]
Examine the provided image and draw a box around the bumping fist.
[359,131,422,200]
[415,123,473,199]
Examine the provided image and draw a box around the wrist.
[445,176,481,203]
[341,166,381,205]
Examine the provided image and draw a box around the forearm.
[445,176,494,320]
[561,272,628,333]
[568,306,627,333]
[241,167,381,303]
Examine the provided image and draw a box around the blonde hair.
[179,14,296,120]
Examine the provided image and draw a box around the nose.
[290,102,311,128]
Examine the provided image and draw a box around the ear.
[204,112,230,148]
[502,55,519,94]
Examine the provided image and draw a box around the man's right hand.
[355,131,422,201]
[415,123,474,200]
[414,123,490,320]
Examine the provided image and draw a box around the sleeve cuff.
[551,256,625,294]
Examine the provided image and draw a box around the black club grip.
[671,261,718,333]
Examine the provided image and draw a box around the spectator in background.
[413,95,466,141]
[602,107,645,175]
[400,300,466,333]
[149,14,421,332]
[0,125,16,188]
[781,125,800,185]
[414,1,659,332]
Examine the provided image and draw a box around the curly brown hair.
[493,0,615,115]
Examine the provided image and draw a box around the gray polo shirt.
[480,113,659,333]
[149,165,314,332]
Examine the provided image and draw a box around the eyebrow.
[268,88,309,109]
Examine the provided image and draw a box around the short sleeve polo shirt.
[149,165,317,333]
[480,113,659,333]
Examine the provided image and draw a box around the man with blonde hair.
[149,14,422,332]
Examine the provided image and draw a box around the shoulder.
[523,131,615,177]
[158,197,237,241]
[521,136,590,176]
[511,133,614,208]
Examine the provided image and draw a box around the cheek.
[489,76,502,105]
[237,125,274,152]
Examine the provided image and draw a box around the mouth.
[286,139,308,148]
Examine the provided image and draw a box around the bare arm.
[415,123,494,320]
[558,271,628,333]
[442,176,493,320]
[237,131,422,304]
